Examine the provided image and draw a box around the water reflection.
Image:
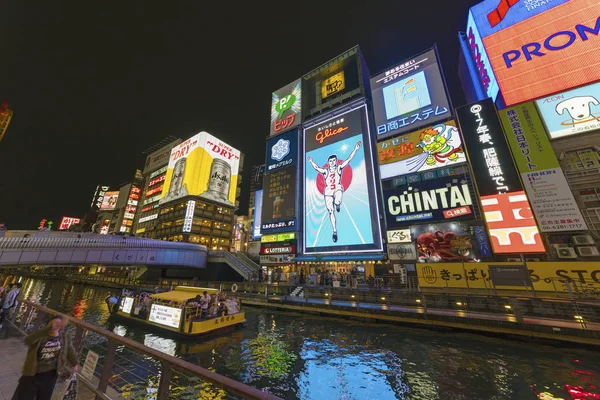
[5,276,600,399]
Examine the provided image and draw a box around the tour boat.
[111,286,245,337]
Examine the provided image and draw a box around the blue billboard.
[466,11,500,102]
[370,48,452,140]
[303,103,383,254]
[252,190,263,239]
[265,129,298,173]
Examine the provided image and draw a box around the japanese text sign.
[261,166,297,234]
[500,103,587,232]
[371,48,452,140]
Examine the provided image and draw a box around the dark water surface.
[10,277,600,399]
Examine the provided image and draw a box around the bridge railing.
[7,300,281,400]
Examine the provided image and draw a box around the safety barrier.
[7,300,281,400]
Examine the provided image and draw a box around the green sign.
[261,232,296,243]
[274,94,296,119]
[499,102,558,172]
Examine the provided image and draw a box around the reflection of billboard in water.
[160,132,241,207]
[303,103,382,254]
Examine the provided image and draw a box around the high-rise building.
[154,132,244,249]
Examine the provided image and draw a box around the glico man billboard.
[468,0,600,106]
[370,48,452,140]
[270,79,302,136]
[456,98,545,254]
[160,132,241,207]
[303,102,383,254]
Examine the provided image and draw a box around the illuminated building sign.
[370,48,452,140]
[321,71,345,98]
[160,132,241,207]
[535,80,600,140]
[259,254,295,264]
[100,191,119,210]
[143,139,181,175]
[252,190,263,239]
[387,229,412,244]
[456,99,544,254]
[139,214,158,224]
[466,11,499,101]
[260,245,295,255]
[148,175,165,187]
[378,121,466,180]
[121,185,141,233]
[468,0,600,106]
[182,200,195,233]
[91,185,110,209]
[303,102,383,254]
[384,176,474,226]
[261,232,296,243]
[59,217,81,230]
[145,185,163,197]
[100,219,110,235]
[261,166,297,234]
[266,129,298,172]
[270,79,302,136]
[499,102,587,232]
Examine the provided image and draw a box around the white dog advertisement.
[535,81,600,140]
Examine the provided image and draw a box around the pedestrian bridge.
[0,231,207,268]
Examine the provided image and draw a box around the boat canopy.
[150,286,221,302]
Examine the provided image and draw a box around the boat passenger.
[216,301,227,317]
[225,297,239,314]
[200,291,211,319]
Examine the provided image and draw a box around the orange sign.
[484,0,600,106]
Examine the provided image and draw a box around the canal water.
[7,277,600,400]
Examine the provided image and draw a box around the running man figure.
[307,141,362,243]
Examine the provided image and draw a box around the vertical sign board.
[270,79,302,136]
[456,98,544,254]
[466,10,500,102]
[469,0,600,106]
[252,190,263,239]
[303,103,383,254]
[370,48,453,140]
[262,129,299,233]
[499,103,587,232]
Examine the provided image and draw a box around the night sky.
[0,0,477,230]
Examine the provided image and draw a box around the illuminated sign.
[252,190,263,239]
[412,221,484,263]
[145,185,163,197]
[149,166,167,179]
[160,132,241,207]
[378,121,466,180]
[270,79,302,135]
[149,304,182,329]
[91,185,110,209]
[500,102,587,232]
[466,11,499,101]
[384,176,474,226]
[119,297,134,314]
[100,191,119,210]
[370,49,452,140]
[59,217,81,230]
[321,71,345,98]
[143,139,181,175]
[469,0,600,106]
[266,129,298,172]
[387,229,412,244]
[148,175,165,187]
[261,232,296,243]
[304,103,383,254]
[456,99,544,254]
[182,200,195,233]
[261,245,295,255]
[261,166,297,234]
[99,219,110,235]
[259,254,295,264]
[535,81,600,140]
[139,214,158,223]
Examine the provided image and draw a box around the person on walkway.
[0,282,21,323]
[12,315,78,400]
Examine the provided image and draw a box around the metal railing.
[7,300,281,400]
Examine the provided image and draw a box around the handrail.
[20,300,281,400]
